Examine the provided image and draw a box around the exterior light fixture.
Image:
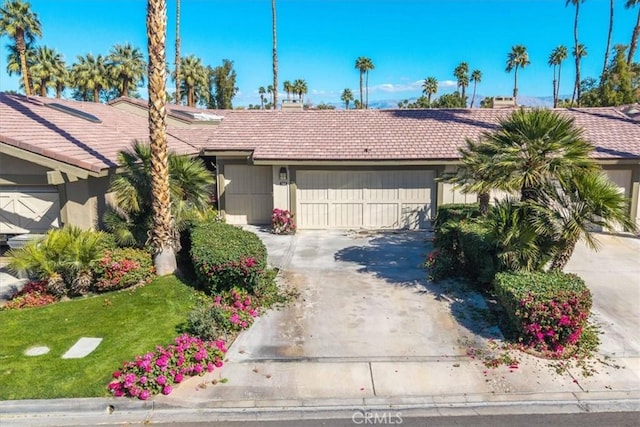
[279,167,288,184]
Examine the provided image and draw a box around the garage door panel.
[332,203,363,227]
[0,188,60,234]
[299,203,328,228]
[296,170,434,229]
[401,203,432,229]
[224,165,272,225]
[367,203,399,228]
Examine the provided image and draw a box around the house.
[1,92,639,237]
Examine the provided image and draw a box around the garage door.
[296,170,435,229]
[0,186,60,234]
[223,165,273,225]
[604,169,633,232]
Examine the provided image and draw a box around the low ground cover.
[0,276,198,400]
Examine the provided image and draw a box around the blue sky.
[0,0,638,107]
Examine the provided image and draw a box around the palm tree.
[104,142,214,248]
[51,61,68,99]
[422,77,438,107]
[71,53,109,102]
[30,46,63,97]
[454,62,469,104]
[175,54,208,107]
[572,44,587,106]
[293,78,307,102]
[341,88,354,109]
[626,0,640,64]
[505,45,530,105]
[603,0,614,78]
[283,80,292,100]
[470,70,482,108]
[355,56,374,109]
[107,43,145,97]
[272,0,278,110]
[147,0,176,275]
[548,45,568,108]
[174,0,181,104]
[533,171,637,271]
[267,84,274,106]
[258,86,266,109]
[0,0,41,96]
[566,0,585,106]
[477,108,598,203]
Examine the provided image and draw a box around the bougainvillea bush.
[92,248,155,293]
[187,287,259,340]
[108,334,227,400]
[271,208,296,235]
[2,280,59,310]
[190,222,267,294]
[493,271,592,356]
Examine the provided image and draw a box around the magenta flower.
[139,390,151,400]
[162,385,173,395]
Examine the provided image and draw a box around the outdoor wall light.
[279,167,288,183]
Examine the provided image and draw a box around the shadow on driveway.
[334,231,502,341]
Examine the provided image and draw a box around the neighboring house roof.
[1,93,639,176]
[0,93,198,174]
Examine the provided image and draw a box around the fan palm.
[627,0,640,64]
[530,172,637,271]
[355,56,374,109]
[173,54,208,107]
[258,86,266,108]
[454,62,469,104]
[105,142,214,248]
[0,0,41,96]
[5,40,35,91]
[470,70,482,108]
[341,88,354,109]
[566,0,585,106]
[293,78,307,102]
[107,43,145,97]
[283,80,292,101]
[506,45,530,105]
[476,109,598,203]
[422,77,438,108]
[548,45,568,108]
[572,44,587,106]
[71,53,109,102]
[30,46,64,97]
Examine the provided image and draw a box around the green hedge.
[428,216,497,287]
[92,248,155,293]
[190,222,267,294]
[493,271,592,353]
[433,203,480,229]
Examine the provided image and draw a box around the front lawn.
[0,276,199,400]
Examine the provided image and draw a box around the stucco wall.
[59,175,113,230]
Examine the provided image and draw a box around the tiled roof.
[1,93,639,175]
[185,107,640,161]
[0,93,198,173]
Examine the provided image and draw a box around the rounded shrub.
[92,248,155,293]
[189,222,267,294]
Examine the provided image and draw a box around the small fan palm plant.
[104,141,215,248]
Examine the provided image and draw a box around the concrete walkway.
[1,231,638,425]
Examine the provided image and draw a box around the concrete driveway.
[227,228,498,363]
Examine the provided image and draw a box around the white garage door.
[296,170,435,229]
[0,186,60,234]
[223,165,273,225]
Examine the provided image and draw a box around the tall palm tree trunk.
[272,0,278,110]
[365,70,369,109]
[629,8,640,65]
[470,81,478,108]
[603,0,614,77]
[513,66,519,104]
[16,31,31,96]
[93,87,100,103]
[550,237,579,271]
[175,0,181,104]
[39,79,46,97]
[557,61,563,108]
[359,71,364,108]
[478,191,490,215]
[552,64,558,108]
[147,0,176,275]
[571,2,580,107]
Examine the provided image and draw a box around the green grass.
[0,276,199,400]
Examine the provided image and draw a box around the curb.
[1,390,638,426]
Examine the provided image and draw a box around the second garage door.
[296,170,435,229]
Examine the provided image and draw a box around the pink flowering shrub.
[2,280,59,310]
[92,248,155,293]
[108,334,227,399]
[494,271,592,356]
[187,287,259,339]
[271,209,296,235]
